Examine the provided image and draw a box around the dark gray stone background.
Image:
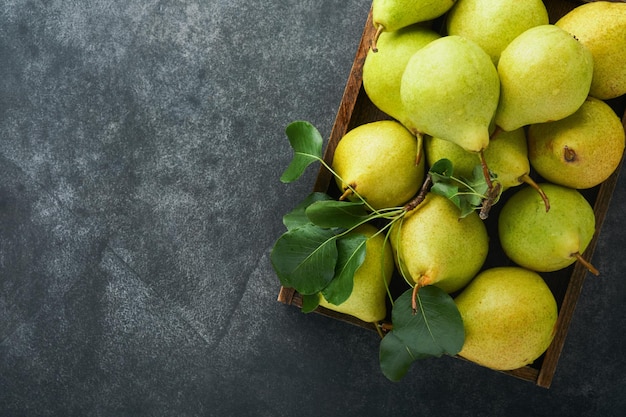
[1,0,625,416]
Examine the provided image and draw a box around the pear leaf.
[430,182,460,206]
[378,286,465,381]
[283,192,333,230]
[379,331,431,382]
[429,159,494,218]
[429,158,454,178]
[306,200,370,229]
[321,233,368,305]
[300,293,321,313]
[270,224,338,295]
[464,164,491,206]
[280,121,324,183]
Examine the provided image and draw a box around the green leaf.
[270,224,338,295]
[379,331,431,382]
[283,192,333,230]
[305,200,370,229]
[429,158,454,177]
[429,158,495,218]
[392,286,465,357]
[378,286,465,381]
[430,182,461,207]
[280,121,324,183]
[321,233,368,305]
[300,293,321,313]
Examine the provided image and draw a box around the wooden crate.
[277,0,626,388]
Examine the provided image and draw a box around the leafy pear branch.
[272,121,468,382]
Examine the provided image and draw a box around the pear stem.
[479,181,501,220]
[375,323,385,338]
[415,131,424,166]
[411,284,419,315]
[573,252,600,276]
[519,173,550,212]
[479,149,493,191]
[339,184,355,201]
[478,150,499,220]
[371,24,384,53]
[490,125,503,141]
[403,173,432,211]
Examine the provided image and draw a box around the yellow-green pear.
[556,1,626,100]
[400,35,500,154]
[455,267,558,371]
[528,96,626,189]
[498,183,597,274]
[363,23,440,140]
[331,120,425,210]
[390,193,489,294]
[318,224,394,323]
[446,0,549,65]
[494,24,594,132]
[372,0,455,43]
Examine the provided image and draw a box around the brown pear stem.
[380,322,394,332]
[490,125,503,141]
[479,149,494,191]
[403,173,432,211]
[478,150,498,220]
[480,181,501,220]
[519,173,550,212]
[371,24,384,53]
[573,252,600,276]
[415,131,424,166]
[411,284,420,315]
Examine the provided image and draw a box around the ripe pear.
[372,0,455,44]
[446,0,549,65]
[390,193,489,294]
[400,35,500,154]
[494,24,594,132]
[318,224,394,323]
[528,96,626,189]
[556,1,626,100]
[331,120,425,210]
[455,267,558,371]
[498,183,597,274]
[363,24,440,141]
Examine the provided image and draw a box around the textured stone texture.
[1,1,625,416]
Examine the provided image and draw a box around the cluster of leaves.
[270,120,492,381]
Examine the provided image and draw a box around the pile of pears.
[315,0,626,374]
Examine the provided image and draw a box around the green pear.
[556,1,626,100]
[332,120,425,210]
[528,96,626,189]
[363,24,440,142]
[498,183,597,274]
[318,224,394,323]
[446,0,549,65]
[372,0,455,45]
[455,267,558,371]
[390,192,489,294]
[400,35,500,154]
[494,24,594,132]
